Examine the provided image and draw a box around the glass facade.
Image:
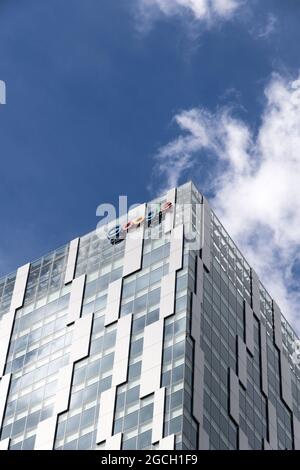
[0,181,300,450]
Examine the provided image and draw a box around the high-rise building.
[0,181,300,451]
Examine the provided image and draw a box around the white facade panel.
[152,387,165,444]
[123,204,145,278]
[164,188,176,234]
[140,320,164,398]
[104,278,122,327]
[105,433,122,450]
[169,224,183,273]
[0,438,10,450]
[70,313,93,363]
[34,416,57,450]
[10,263,30,311]
[66,274,86,326]
[64,238,79,285]
[159,271,176,319]
[112,314,132,387]
[159,434,175,450]
[54,364,73,415]
[96,387,116,443]
[0,313,14,378]
[0,374,11,429]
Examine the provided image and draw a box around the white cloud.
[254,13,278,39]
[154,73,300,333]
[136,0,241,29]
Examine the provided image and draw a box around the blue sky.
[1,1,300,328]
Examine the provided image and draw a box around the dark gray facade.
[0,181,299,450]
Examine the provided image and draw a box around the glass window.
[126,386,140,405]
[78,432,93,450]
[140,403,153,423]
[137,430,152,449]
[66,413,80,435]
[122,436,137,450]
[81,407,96,429]
[124,411,138,431]
[101,353,114,372]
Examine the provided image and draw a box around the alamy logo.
[95,196,202,250]
[0,80,6,104]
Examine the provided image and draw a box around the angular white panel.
[229,368,239,425]
[280,353,293,411]
[263,438,272,450]
[159,434,175,450]
[164,188,176,234]
[123,204,145,278]
[169,224,183,273]
[0,312,14,377]
[123,229,144,278]
[34,416,57,450]
[0,438,9,450]
[237,336,247,389]
[268,400,278,450]
[105,433,122,450]
[273,301,283,351]
[54,364,74,415]
[112,314,132,387]
[140,320,164,398]
[245,301,254,356]
[251,268,260,316]
[193,347,204,423]
[199,427,210,450]
[201,197,211,272]
[239,429,249,450]
[0,374,11,428]
[104,278,122,327]
[0,264,30,378]
[10,263,30,311]
[159,272,176,319]
[66,274,86,326]
[70,313,93,363]
[293,416,300,450]
[152,387,165,444]
[96,387,116,443]
[64,238,79,285]
[191,293,201,342]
